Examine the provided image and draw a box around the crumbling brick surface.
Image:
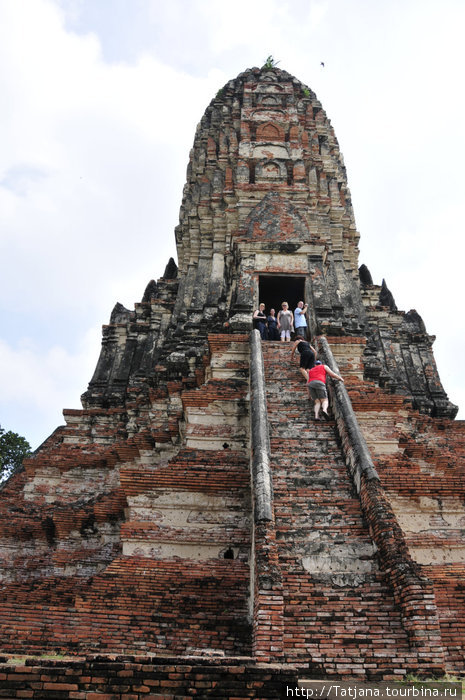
[329,336,465,673]
[0,558,251,656]
[0,336,252,658]
[0,654,301,699]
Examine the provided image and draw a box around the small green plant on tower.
[262,55,280,69]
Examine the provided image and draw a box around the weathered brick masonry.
[0,334,252,658]
[326,336,465,674]
[0,654,300,699]
[1,65,464,694]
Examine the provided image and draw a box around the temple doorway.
[258,275,306,318]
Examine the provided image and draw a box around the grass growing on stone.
[403,674,464,691]
[0,652,72,665]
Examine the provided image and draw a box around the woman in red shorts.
[307,361,344,421]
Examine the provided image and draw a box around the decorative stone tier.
[0,335,252,657]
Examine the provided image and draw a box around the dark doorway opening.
[258,275,306,317]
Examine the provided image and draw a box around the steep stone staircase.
[261,341,413,678]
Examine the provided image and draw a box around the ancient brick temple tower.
[1,66,464,690]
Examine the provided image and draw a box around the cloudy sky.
[1,0,464,449]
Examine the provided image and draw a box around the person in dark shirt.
[267,308,279,340]
[291,337,317,381]
[253,303,268,339]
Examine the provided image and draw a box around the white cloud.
[0,0,226,325]
[0,0,233,445]
[0,325,101,448]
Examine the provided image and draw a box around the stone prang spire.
[84,65,455,418]
[0,67,463,689]
[173,66,360,333]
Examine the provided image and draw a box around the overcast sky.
[1,0,464,449]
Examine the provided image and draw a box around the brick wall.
[0,336,252,659]
[0,655,299,699]
[328,336,465,673]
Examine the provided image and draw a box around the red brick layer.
[0,654,300,699]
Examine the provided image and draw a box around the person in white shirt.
[294,301,308,338]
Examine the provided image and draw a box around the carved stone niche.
[255,159,286,183]
[257,94,281,107]
[256,122,285,142]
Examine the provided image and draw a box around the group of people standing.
[253,300,309,342]
[253,299,344,421]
